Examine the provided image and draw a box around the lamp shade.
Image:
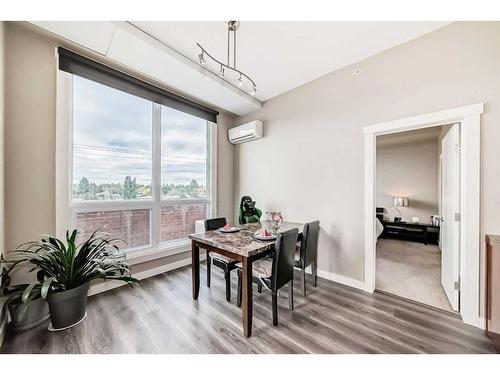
[393,196,409,207]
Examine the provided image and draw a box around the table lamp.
[392,196,409,222]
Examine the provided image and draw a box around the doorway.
[363,103,482,327]
[374,125,457,312]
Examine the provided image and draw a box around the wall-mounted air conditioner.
[228,121,263,144]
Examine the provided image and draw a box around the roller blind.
[58,47,219,123]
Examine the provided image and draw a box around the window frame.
[56,69,217,261]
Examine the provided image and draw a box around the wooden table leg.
[206,250,211,287]
[242,257,253,337]
[192,241,200,300]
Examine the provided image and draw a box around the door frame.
[363,103,483,328]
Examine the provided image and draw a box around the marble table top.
[189,221,304,258]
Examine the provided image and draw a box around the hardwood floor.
[1,263,496,354]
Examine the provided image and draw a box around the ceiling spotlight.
[354,68,361,75]
[219,65,225,77]
[237,74,244,87]
[199,53,206,65]
[250,86,257,97]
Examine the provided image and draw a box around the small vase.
[46,283,89,331]
[269,220,280,233]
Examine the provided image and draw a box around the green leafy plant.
[13,229,139,302]
[1,253,16,296]
[0,253,42,318]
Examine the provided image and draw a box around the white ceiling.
[132,21,450,101]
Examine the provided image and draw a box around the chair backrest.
[239,196,253,210]
[299,221,320,268]
[271,228,299,291]
[204,217,227,231]
[238,196,262,224]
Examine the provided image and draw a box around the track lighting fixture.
[197,21,257,97]
[198,53,206,65]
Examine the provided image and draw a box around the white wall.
[234,22,500,282]
[376,138,439,222]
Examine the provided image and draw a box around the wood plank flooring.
[1,263,496,354]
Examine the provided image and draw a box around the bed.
[376,217,384,239]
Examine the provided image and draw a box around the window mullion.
[151,103,162,249]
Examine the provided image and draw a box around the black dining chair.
[294,221,320,296]
[204,217,239,302]
[236,228,299,326]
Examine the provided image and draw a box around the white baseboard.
[303,266,366,291]
[316,269,365,291]
[89,255,206,296]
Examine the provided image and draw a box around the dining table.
[189,221,304,337]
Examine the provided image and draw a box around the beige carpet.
[376,238,453,312]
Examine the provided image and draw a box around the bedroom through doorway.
[375,125,458,312]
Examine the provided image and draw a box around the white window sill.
[125,239,192,266]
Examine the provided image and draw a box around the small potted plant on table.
[265,211,283,233]
[15,229,139,331]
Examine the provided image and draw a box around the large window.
[161,106,208,200]
[68,75,214,253]
[72,77,153,202]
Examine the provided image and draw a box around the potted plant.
[15,229,139,331]
[0,254,50,331]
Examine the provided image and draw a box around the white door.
[441,124,460,311]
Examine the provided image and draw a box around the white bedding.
[376,217,384,239]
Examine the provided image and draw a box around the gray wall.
[234,22,500,282]
[216,112,236,221]
[4,22,56,252]
[0,21,5,254]
[376,138,439,222]
[0,21,6,348]
[3,22,235,270]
